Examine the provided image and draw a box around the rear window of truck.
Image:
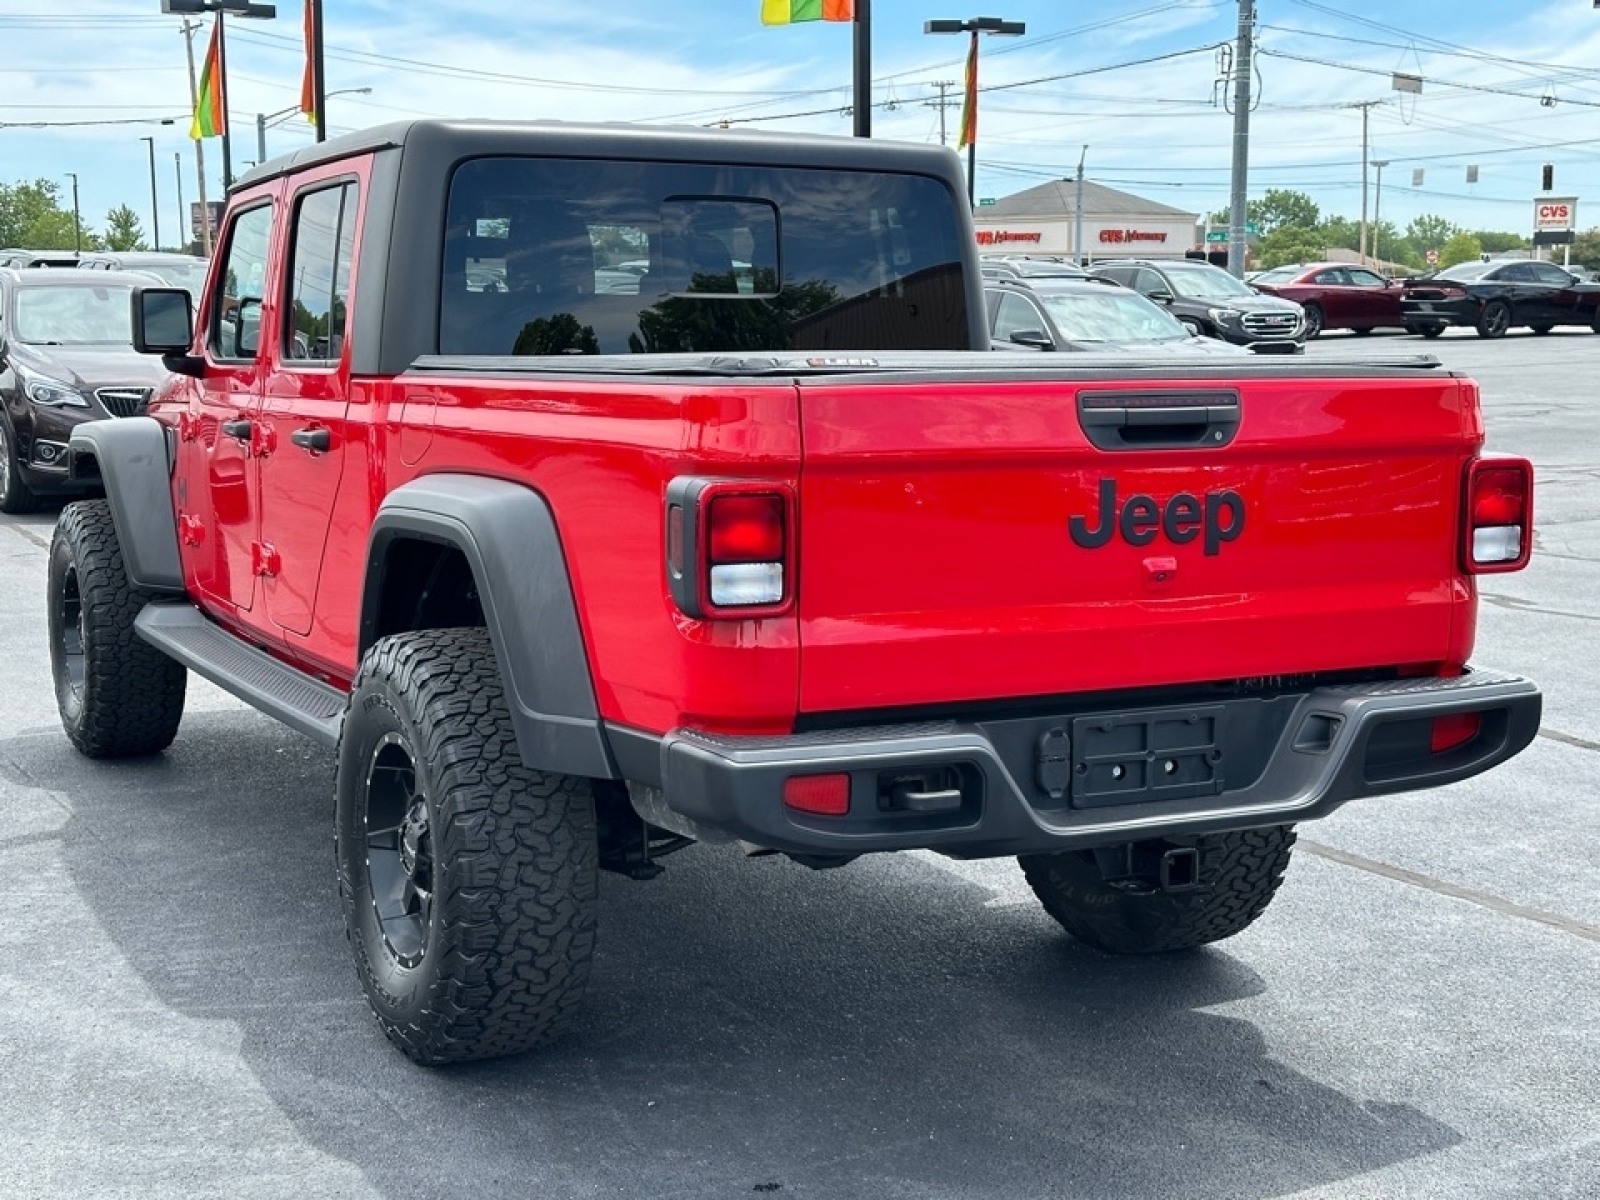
[440,157,969,355]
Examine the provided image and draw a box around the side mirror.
[132,286,203,377]
[1148,289,1175,304]
[1008,329,1055,350]
[132,286,193,353]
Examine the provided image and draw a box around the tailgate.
[796,370,1479,714]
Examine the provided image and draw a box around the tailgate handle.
[1077,389,1240,451]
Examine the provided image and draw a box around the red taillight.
[1472,467,1526,527]
[783,773,851,816]
[1464,457,1532,574]
[665,478,794,617]
[708,494,785,564]
[1430,712,1481,753]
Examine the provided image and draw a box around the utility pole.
[1226,0,1254,278]
[66,172,82,252]
[925,80,958,146]
[180,18,212,255]
[1371,159,1389,268]
[1074,145,1088,267]
[853,0,871,138]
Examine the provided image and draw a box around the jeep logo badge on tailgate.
[1069,479,1245,555]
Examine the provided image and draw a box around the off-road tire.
[1018,826,1297,954]
[1300,303,1324,339]
[0,411,40,515]
[335,627,598,1065]
[48,500,187,757]
[1476,300,1511,339]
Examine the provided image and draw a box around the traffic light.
[1542,163,1554,191]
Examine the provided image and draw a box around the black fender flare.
[65,417,184,593]
[361,474,617,780]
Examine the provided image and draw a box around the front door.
[187,200,275,618]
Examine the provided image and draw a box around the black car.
[0,268,170,512]
[1091,258,1305,353]
[986,277,1249,355]
[1399,258,1600,339]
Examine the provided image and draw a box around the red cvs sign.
[1533,199,1576,231]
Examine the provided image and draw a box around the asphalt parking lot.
[2,327,1596,1199]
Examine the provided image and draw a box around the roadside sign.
[1534,198,1577,232]
[1425,249,1439,265]
[1204,231,1229,244]
[978,197,997,206]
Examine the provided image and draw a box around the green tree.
[1255,227,1328,269]
[1438,231,1483,268]
[1403,214,1458,257]
[1474,230,1529,255]
[0,179,91,249]
[1210,189,1322,237]
[1318,217,1361,255]
[1570,227,1600,274]
[103,205,147,252]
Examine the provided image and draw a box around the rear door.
[256,169,363,637]
[795,369,1478,714]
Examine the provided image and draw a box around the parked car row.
[983,252,1600,346]
[1251,258,1600,339]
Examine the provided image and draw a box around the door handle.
[291,427,331,454]
[220,418,253,441]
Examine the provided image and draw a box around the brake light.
[665,477,795,617]
[1464,457,1532,573]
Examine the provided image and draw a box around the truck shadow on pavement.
[19,711,1461,1200]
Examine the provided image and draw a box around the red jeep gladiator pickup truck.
[47,120,1539,1065]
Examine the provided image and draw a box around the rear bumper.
[625,668,1540,859]
[1400,299,1474,326]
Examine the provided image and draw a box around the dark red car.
[1250,261,1406,338]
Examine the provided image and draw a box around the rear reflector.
[1465,458,1532,573]
[783,773,851,816]
[1430,712,1481,754]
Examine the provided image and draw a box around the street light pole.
[174,152,186,253]
[924,17,1026,212]
[1371,159,1389,269]
[65,172,82,252]
[257,87,371,163]
[141,136,162,250]
[1074,145,1088,267]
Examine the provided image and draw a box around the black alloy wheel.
[1300,303,1324,339]
[363,732,434,968]
[1476,299,1512,339]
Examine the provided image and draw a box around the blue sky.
[5,0,1600,247]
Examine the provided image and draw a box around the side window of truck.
[209,204,273,362]
[283,181,359,364]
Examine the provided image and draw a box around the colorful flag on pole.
[956,34,978,149]
[299,0,318,125]
[190,18,226,139]
[761,0,853,24]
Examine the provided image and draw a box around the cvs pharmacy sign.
[1533,199,1577,231]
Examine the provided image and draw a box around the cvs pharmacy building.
[974,179,1200,264]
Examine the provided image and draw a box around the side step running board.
[134,601,346,747]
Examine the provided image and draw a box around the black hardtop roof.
[234,118,963,192]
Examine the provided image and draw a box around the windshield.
[14,284,136,344]
[1166,266,1258,299]
[140,260,210,300]
[1036,288,1189,342]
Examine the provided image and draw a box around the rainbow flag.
[189,18,225,139]
[761,0,853,24]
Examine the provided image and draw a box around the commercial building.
[973,179,1201,264]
